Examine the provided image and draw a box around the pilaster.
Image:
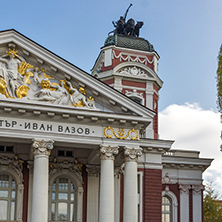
[179,184,191,222]
[192,184,204,222]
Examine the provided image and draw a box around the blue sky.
[1,0,221,111]
[1,1,222,191]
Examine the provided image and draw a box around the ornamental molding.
[103,126,139,140]
[100,144,119,160]
[124,146,142,162]
[0,155,24,182]
[192,184,205,195]
[125,89,143,98]
[49,157,83,184]
[86,165,100,177]
[117,66,153,78]
[162,173,174,184]
[32,139,54,156]
[114,165,124,178]
[0,48,96,109]
[179,184,191,194]
[113,50,154,65]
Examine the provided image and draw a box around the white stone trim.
[162,189,178,222]
[192,185,204,222]
[179,184,191,222]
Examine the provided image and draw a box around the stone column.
[99,145,119,222]
[31,139,54,222]
[123,146,142,222]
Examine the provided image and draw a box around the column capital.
[100,144,119,160]
[32,139,54,156]
[192,184,205,195]
[179,184,191,194]
[86,165,100,177]
[124,146,142,162]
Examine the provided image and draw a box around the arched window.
[51,177,75,221]
[162,196,172,222]
[0,174,16,220]
[162,189,178,222]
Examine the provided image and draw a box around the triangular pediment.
[0,29,155,123]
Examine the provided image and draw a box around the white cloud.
[159,103,222,193]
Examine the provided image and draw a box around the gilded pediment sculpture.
[0,49,96,109]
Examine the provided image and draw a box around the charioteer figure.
[109,4,144,37]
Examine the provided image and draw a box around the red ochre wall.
[143,169,162,222]
[22,161,29,222]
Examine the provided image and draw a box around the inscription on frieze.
[0,117,102,136]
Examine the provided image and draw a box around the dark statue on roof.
[108,4,144,37]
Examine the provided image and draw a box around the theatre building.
[0,27,212,222]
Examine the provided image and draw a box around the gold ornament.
[0,78,9,98]
[6,48,18,58]
[103,126,139,140]
[16,85,29,98]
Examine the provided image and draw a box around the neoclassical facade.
[0,29,212,222]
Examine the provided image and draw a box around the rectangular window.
[0,145,14,153]
[58,150,73,157]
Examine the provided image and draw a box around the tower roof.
[103,34,155,53]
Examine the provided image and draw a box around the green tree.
[203,181,222,222]
[217,44,222,112]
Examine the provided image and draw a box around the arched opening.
[51,176,76,221]
[162,195,172,222]
[0,174,17,220]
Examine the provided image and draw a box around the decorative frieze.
[124,146,142,162]
[0,155,24,181]
[113,50,154,65]
[118,66,153,78]
[32,139,54,156]
[103,126,139,140]
[49,158,83,183]
[0,48,97,109]
[100,144,119,160]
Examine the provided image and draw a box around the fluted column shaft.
[99,145,119,222]
[123,146,142,222]
[31,139,54,222]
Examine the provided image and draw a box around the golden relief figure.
[0,48,96,109]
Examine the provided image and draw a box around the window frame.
[0,174,17,220]
[49,169,83,222]
[162,190,178,222]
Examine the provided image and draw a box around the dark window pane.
[6,146,13,152]
[66,151,72,157]
[58,150,65,156]
[0,146,4,152]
